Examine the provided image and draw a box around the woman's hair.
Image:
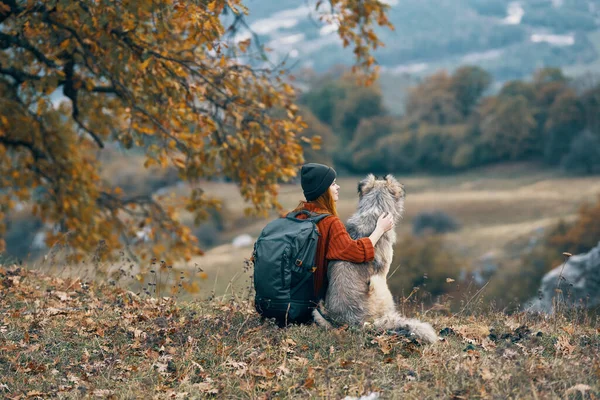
[293,187,338,216]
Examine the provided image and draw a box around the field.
[1,265,599,399]
[172,163,600,300]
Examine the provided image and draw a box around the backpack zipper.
[281,247,288,288]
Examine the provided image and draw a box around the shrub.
[547,194,600,257]
[412,210,460,236]
[562,130,600,174]
[387,234,465,300]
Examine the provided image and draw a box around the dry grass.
[1,265,599,399]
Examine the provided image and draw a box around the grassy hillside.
[1,265,598,399]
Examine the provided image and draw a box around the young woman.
[295,163,395,300]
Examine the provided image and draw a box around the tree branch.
[0,32,58,69]
[91,85,117,93]
[0,137,47,161]
[62,59,105,148]
[0,63,40,84]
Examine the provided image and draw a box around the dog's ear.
[384,174,405,199]
[358,174,377,197]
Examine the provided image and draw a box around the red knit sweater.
[297,203,375,298]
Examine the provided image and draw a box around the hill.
[232,0,600,86]
[1,265,598,398]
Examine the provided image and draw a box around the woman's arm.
[325,213,394,263]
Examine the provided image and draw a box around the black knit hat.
[300,163,337,201]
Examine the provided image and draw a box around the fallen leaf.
[93,389,115,397]
[276,363,290,378]
[194,382,218,394]
[225,359,248,377]
[480,367,493,381]
[503,349,518,359]
[453,325,490,341]
[565,384,591,397]
[373,336,392,355]
[561,325,575,335]
[250,366,275,379]
[53,291,70,301]
[303,377,315,389]
[340,359,354,367]
[555,336,575,356]
[45,307,68,317]
[290,356,309,367]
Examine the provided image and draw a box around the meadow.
[1,264,598,399]
[176,162,600,301]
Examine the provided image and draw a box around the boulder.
[527,241,600,313]
[232,234,253,248]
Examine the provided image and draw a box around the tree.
[533,67,567,86]
[498,80,535,104]
[579,83,600,134]
[332,78,386,143]
[405,71,463,125]
[543,90,585,165]
[478,95,537,160]
[342,115,400,172]
[562,130,600,175]
[0,0,393,261]
[450,65,492,117]
[300,80,347,126]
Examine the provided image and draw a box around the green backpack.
[252,210,330,326]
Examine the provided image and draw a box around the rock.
[232,234,253,248]
[527,241,600,313]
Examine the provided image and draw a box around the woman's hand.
[376,212,395,233]
[369,212,395,246]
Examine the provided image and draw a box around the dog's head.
[357,174,405,218]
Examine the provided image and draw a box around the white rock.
[232,234,253,248]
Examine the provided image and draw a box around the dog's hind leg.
[312,304,334,329]
[374,312,439,344]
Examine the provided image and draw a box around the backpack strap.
[286,210,331,223]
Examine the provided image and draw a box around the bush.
[547,194,600,258]
[387,234,465,300]
[562,130,600,174]
[412,211,460,236]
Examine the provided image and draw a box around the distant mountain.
[231,0,600,84]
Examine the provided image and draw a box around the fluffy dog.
[313,174,438,344]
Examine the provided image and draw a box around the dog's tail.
[312,303,334,329]
[374,312,438,344]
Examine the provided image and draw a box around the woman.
[295,163,395,300]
